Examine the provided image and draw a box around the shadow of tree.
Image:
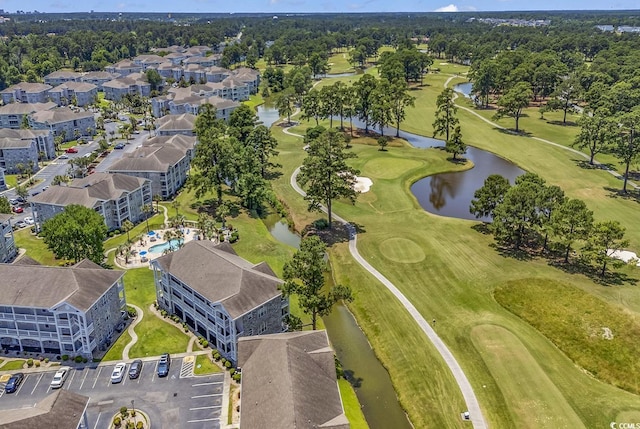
[491,243,535,261]
[546,120,578,127]
[314,222,353,247]
[496,128,533,137]
[604,187,640,203]
[471,223,491,235]
[447,156,468,164]
[342,369,363,388]
[549,259,638,286]
[574,159,616,171]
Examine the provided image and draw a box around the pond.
[261,215,412,429]
[454,81,473,98]
[256,102,281,129]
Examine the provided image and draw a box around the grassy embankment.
[269,62,640,428]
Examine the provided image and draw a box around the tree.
[432,87,459,141]
[469,175,511,219]
[228,104,257,143]
[370,78,394,136]
[122,219,134,243]
[301,90,323,126]
[275,89,295,124]
[492,181,543,250]
[40,204,107,264]
[353,74,377,133]
[141,204,153,233]
[153,194,162,212]
[390,80,415,137]
[145,69,163,91]
[191,103,237,204]
[14,185,29,202]
[445,125,466,161]
[377,136,389,151]
[551,199,593,263]
[540,74,582,124]
[584,221,628,277]
[0,196,11,214]
[298,129,359,228]
[246,125,279,178]
[308,52,329,78]
[494,82,532,132]
[281,235,353,330]
[538,185,566,252]
[613,109,640,193]
[573,111,616,165]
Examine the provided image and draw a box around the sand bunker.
[354,176,373,193]
[609,250,640,266]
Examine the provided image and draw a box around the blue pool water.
[149,239,183,254]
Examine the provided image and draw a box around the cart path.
[122,304,144,360]
[286,122,488,428]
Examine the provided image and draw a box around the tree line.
[470,173,629,277]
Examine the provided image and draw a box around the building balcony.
[0,327,58,339]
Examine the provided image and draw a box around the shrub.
[130,410,136,417]
[34,360,40,367]
[136,422,144,429]
[26,358,33,367]
[313,218,330,230]
[61,354,69,361]
[120,406,129,417]
[229,368,236,376]
[221,357,227,364]
[113,229,120,235]
[44,357,50,363]
[160,309,168,317]
[225,361,232,369]
[75,355,83,363]
[229,231,239,243]
[232,373,241,383]
[113,416,122,427]
[218,233,225,242]
[127,307,137,318]
[201,340,208,348]
[127,422,135,429]
[82,357,88,363]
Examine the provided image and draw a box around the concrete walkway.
[285,124,488,428]
[445,75,638,190]
[122,304,144,360]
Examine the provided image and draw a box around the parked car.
[15,197,25,204]
[9,198,18,205]
[58,154,69,159]
[111,363,127,384]
[4,372,24,393]
[129,359,142,379]
[14,220,26,229]
[31,191,40,197]
[114,143,125,149]
[157,353,171,377]
[12,206,23,214]
[23,217,34,225]
[50,366,71,389]
[65,147,78,154]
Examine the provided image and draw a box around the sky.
[2,0,637,14]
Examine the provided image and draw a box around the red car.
[65,147,78,154]
[12,206,23,213]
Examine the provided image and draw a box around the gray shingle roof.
[156,113,196,132]
[0,262,124,311]
[49,81,97,93]
[0,81,52,94]
[0,389,89,429]
[238,331,349,429]
[30,107,93,124]
[30,173,148,207]
[143,134,197,152]
[0,102,56,115]
[153,241,283,318]
[44,70,82,80]
[108,145,186,172]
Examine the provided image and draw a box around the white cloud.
[434,4,459,11]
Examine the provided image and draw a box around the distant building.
[48,82,98,107]
[102,73,151,101]
[0,213,17,262]
[43,70,82,87]
[0,102,56,129]
[0,390,90,429]
[105,59,143,77]
[108,134,196,199]
[0,82,52,105]
[151,86,239,119]
[80,71,121,90]
[0,129,42,173]
[0,167,5,191]
[238,330,350,429]
[29,107,96,142]
[30,173,152,231]
[155,113,196,136]
[0,259,126,358]
[0,128,54,163]
[152,241,289,363]
[596,24,614,32]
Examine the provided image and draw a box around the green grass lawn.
[269,71,640,428]
[328,52,355,74]
[495,279,640,396]
[243,94,265,110]
[13,229,60,266]
[102,330,132,362]
[4,174,17,189]
[128,312,190,358]
[338,378,370,429]
[194,354,222,375]
[1,360,26,370]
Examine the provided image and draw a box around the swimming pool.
[148,239,183,254]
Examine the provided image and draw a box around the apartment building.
[0,214,16,263]
[29,107,96,143]
[152,241,289,363]
[0,82,52,105]
[0,129,41,173]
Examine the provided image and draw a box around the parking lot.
[0,356,224,429]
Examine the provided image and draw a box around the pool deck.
[116,228,197,268]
